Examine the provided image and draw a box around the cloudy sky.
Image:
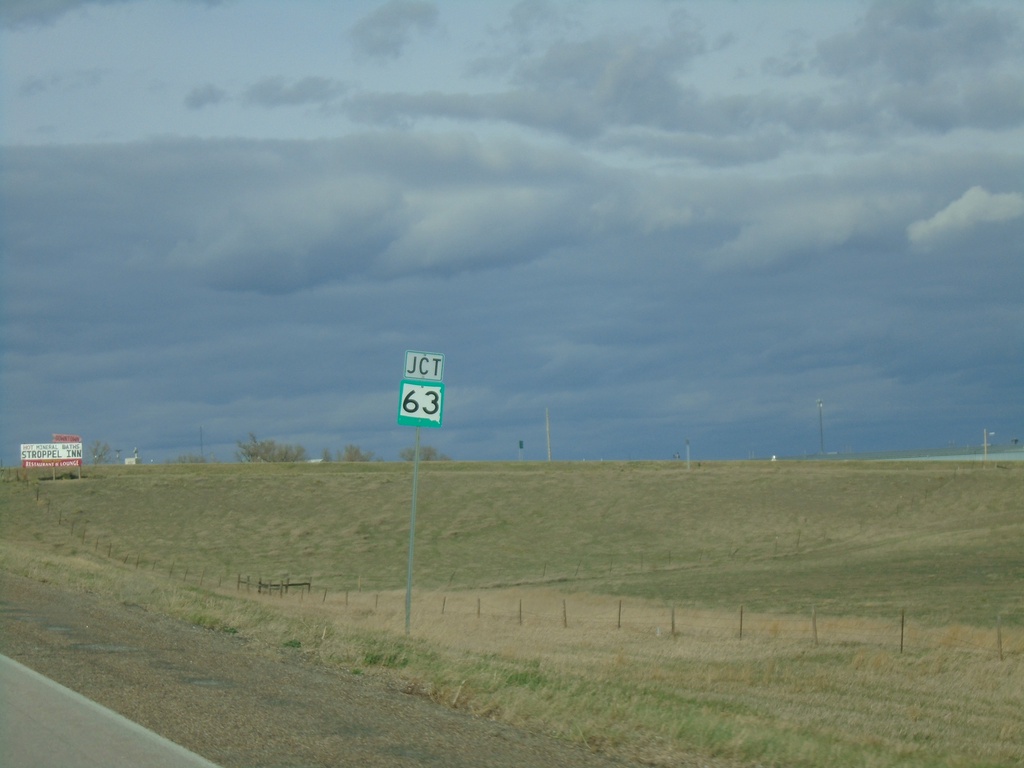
[2,0,1022,464]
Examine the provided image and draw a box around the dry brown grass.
[203,582,1023,767]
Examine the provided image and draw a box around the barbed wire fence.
[32,502,1020,661]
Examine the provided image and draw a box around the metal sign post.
[404,427,421,636]
[398,351,445,636]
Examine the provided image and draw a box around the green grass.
[7,460,1021,624]
[2,460,1023,767]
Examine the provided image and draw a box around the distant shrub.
[236,433,308,463]
[399,445,451,461]
[172,453,209,464]
[340,444,376,462]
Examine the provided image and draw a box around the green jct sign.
[397,379,445,428]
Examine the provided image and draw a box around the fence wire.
[43,514,1021,660]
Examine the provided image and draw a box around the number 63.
[403,388,440,415]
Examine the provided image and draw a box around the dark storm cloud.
[882,74,1024,132]
[3,133,1022,461]
[346,21,710,141]
[600,130,790,168]
[816,0,1019,84]
[350,0,438,60]
[1,0,223,28]
[184,83,228,109]
[500,0,568,39]
[184,77,350,114]
[242,77,348,109]
[810,0,1024,134]
[1,136,624,296]
[0,0,130,28]
[340,1,1024,165]
[3,1,1022,464]
[18,69,105,97]
[511,25,705,105]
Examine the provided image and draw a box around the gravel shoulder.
[0,572,634,768]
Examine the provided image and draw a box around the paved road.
[0,573,640,768]
[0,654,222,768]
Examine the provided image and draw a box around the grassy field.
[2,460,1022,767]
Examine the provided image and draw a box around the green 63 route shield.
[397,379,445,428]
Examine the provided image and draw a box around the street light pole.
[817,399,824,454]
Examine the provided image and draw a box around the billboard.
[21,442,84,468]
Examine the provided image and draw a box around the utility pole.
[817,399,824,454]
[545,408,552,461]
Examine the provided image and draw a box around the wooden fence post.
[900,608,905,654]
[812,607,818,645]
[617,600,622,629]
[671,606,676,638]
[562,599,568,629]
[739,605,744,639]
[997,615,1003,661]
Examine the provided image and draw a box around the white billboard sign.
[21,442,84,468]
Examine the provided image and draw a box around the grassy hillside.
[4,460,1021,624]
[2,460,1023,767]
